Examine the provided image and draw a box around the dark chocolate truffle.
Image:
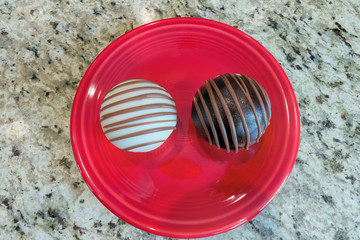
[191,73,271,153]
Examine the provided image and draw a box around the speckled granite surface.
[1,0,359,239]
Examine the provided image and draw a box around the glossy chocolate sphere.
[191,73,271,153]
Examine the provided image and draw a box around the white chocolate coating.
[100,79,177,152]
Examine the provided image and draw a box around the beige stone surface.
[1,0,359,239]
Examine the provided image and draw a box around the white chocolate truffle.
[100,79,177,152]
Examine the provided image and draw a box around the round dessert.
[100,79,177,152]
[191,73,271,153]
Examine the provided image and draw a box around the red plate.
[71,18,300,238]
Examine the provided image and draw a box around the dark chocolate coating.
[191,73,271,153]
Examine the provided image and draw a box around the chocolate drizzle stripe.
[209,78,238,153]
[100,103,176,121]
[238,74,262,142]
[102,112,177,129]
[122,140,166,152]
[248,77,270,128]
[109,127,176,142]
[205,81,230,152]
[108,79,154,94]
[260,84,271,125]
[239,74,262,142]
[101,93,174,112]
[237,131,265,148]
[103,86,165,103]
[232,74,262,143]
[193,96,213,145]
[220,75,251,151]
[230,74,246,93]
[197,89,220,149]
[104,120,177,134]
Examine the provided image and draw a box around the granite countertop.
[1,0,359,239]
